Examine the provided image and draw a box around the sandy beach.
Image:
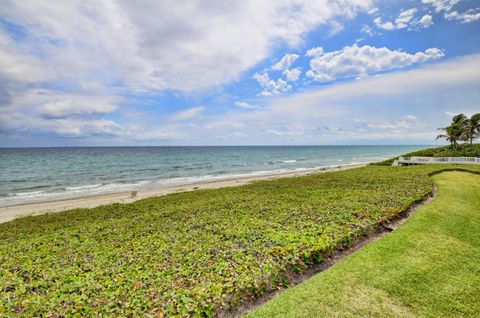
[0,163,367,224]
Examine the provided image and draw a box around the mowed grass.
[248,171,480,318]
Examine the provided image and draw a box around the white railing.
[398,156,480,165]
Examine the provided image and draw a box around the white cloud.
[235,102,259,109]
[4,55,479,144]
[306,45,444,82]
[374,8,431,31]
[38,95,119,118]
[142,55,480,143]
[419,15,434,28]
[254,55,480,142]
[283,68,301,81]
[0,0,373,93]
[1,89,119,118]
[445,9,480,23]
[52,119,122,137]
[0,107,185,141]
[0,0,375,142]
[264,129,303,137]
[255,53,301,94]
[445,110,477,117]
[253,72,292,96]
[374,17,395,30]
[0,32,51,84]
[272,54,300,71]
[404,115,418,121]
[395,8,418,29]
[422,0,480,24]
[366,115,419,130]
[422,0,459,13]
[171,106,205,121]
[252,72,271,87]
[306,47,325,57]
[262,79,291,96]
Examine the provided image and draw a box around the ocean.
[0,145,428,206]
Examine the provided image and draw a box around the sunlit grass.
[249,171,480,317]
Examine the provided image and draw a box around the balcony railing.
[398,156,480,166]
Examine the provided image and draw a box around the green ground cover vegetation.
[249,171,480,317]
[1,165,479,316]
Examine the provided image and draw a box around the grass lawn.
[248,171,480,318]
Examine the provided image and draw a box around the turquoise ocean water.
[0,146,428,206]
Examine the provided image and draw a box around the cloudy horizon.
[1,0,479,147]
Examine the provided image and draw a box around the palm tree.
[437,113,480,148]
[462,113,480,145]
[452,113,467,125]
[436,122,464,149]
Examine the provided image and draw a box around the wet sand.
[0,163,368,224]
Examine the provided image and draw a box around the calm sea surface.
[0,146,428,206]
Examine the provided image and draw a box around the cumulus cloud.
[283,68,301,81]
[0,0,375,143]
[373,8,432,31]
[253,55,480,143]
[264,53,302,87]
[253,72,291,96]
[0,0,373,93]
[189,55,478,144]
[171,107,205,121]
[373,17,395,30]
[422,0,480,23]
[306,45,444,82]
[422,0,459,13]
[419,15,434,28]
[306,47,325,57]
[445,8,480,23]
[395,8,418,29]
[271,54,300,71]
[2,0,478,145]
[3,55,479,145]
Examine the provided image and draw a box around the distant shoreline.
[0,162,368,224]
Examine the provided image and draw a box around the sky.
[0,0,479,147]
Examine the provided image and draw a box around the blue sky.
[0,0,479,146]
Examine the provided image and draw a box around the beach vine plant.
[1,165,480,316]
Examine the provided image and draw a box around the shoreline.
[0,162,368,224]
